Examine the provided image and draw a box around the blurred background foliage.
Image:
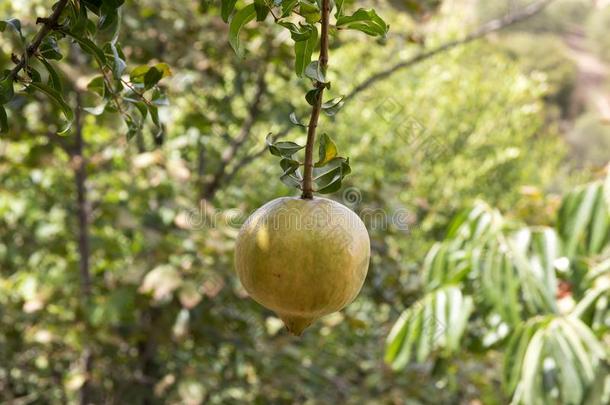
[0,0,609,404]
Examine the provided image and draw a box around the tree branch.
[9,0,69,79]
[344,0,554,102]
[301,0,331,199]
[71,92,93,405]
[201,65,268,200]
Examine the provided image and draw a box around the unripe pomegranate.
[235,197,370,335]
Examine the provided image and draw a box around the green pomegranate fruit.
[235,196,370,335]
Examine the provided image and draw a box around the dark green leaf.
[38,58,63,92]
[313,156,350,193]
[336,8,389,37]
[63,30,107,66]
[294,26,317,77]
[305,88,321,106]
[229,4,257,56]
[299,0,321,23]
[87,76,106,97]
[144,67,163,90]
[130,63,171,86]
[266,133,304,157]
[28,67,42,83]
[254,0,269,21]
[221,0,238,22]
[281,0,299,17]
[28,82,74,133]
[39,37,62,60]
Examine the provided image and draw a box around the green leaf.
[305,88,320,106]
[87,76,106,97]
[28,82,74,133]
[221,0,238,22]
[335,0,345,17]
[315,133,337,167]
[278,22,315,42]
[321,96,344,116]
[299,0,320,23]
[294,25,317,77]
[229,4,257,56]
[281,0,299,17]
[0,73,15,104]
[39,37,62,60]
[0,105,8,133]
[304,60,327,83]
[336,8,389,37]
[266,133,304,157]
[313,157,350,193]
[63,30,107,66]
[149,104,160,127]
[254,0,269,21]
[38,58,62,92]
[130,63,171,87]
[289,112,307,127]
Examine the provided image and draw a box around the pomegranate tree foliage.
[0,0,603,404]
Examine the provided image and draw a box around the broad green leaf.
[266,133,304,157]
[130,63,171,87]
[28,82,74,133]
[221,0,238,22]
[314,133,337,167]
[63,30,107,66]
[229,4,257,56]
[38,58,62,92]
[39,37,62,60]
[254,0,269,21]
[294,26,317,77]
[87,76,106,96]
[299,0,320,23]
[305,60,327,83]
[281,0,299,17]
[305,88,321,106]
[336,8,389,37]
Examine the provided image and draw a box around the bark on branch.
[9,0,69,79]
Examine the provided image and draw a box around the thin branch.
[9,0,69,79]
[344,0,555,102]
[202,64,269,200]
[301,0,330,199]
[222,126,291,186]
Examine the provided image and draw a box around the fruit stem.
[301,0,330,199]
